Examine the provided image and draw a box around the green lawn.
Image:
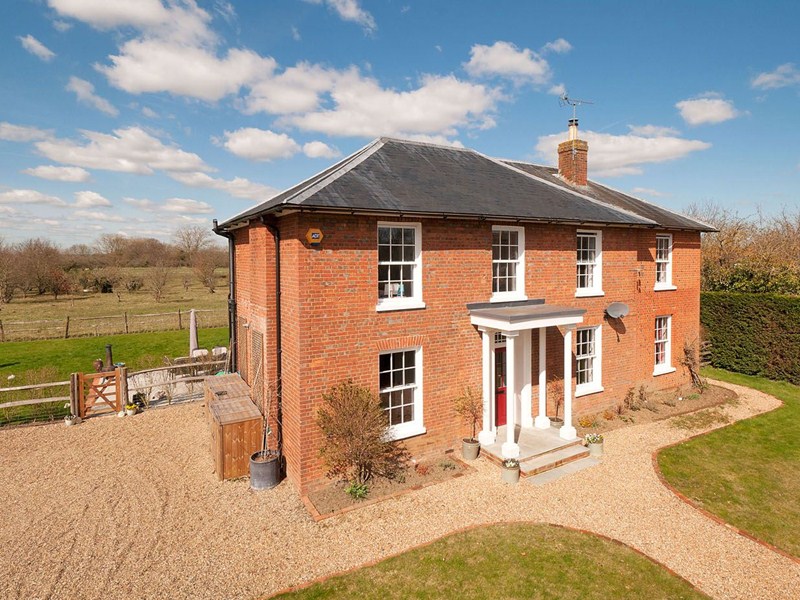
[0,326,229,381]
[659,367,800,557]
[274,524,705,600]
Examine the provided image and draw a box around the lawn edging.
[264,521,707,599]
[652,378,800,565]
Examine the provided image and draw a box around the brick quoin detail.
[233,213,701,494]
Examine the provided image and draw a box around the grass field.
[659,367,800,557]
[0,267,228,340]
[274,523,706,600]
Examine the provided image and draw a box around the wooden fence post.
[0,319,4,342]
[119,366,128,410]
[69,373,80,417]
[64,316,70,339]
[124,312,129,334]
[178,309,183,330]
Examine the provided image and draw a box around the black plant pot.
[249,450,280,491]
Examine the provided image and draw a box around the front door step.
[519,444,590,477]
[527,456,600,486]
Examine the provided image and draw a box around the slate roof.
[218,137,714,232]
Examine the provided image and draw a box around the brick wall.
[234,213,701,494]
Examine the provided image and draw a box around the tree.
[317,380,409,488]
[192,249,218,293]
[0,238,18,303]
[173,225,212,265]
[16,238,62,295]
[146,263,170,302]
[46,268,71,300]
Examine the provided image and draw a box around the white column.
[520,329,533,429]
[534,327,551,429]
[478,328,496,446]
[502,331,520,458]
[560,325,577,440]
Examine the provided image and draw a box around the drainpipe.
[260,216,283,466]
[212,219,237,373]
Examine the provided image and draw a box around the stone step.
[527,456,600,486]
[519,444,590,477]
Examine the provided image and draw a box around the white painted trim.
[520,329,533,429]
[654,285,678,292]
[653,315,673,374]
[470,313,584,332]
[653,366,677,377]
[491,225,526,301]
[575,384,605,397]
[478,328,495,445]
[376,221,423,312]
[576,229,603,297]
[654,233,674,290]
[380,346,424,441]
[575,325,602,397]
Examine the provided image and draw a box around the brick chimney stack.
[557,118,588,187]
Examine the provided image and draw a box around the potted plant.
[250,374,281,491]
[501,458,520,484]
[124,403,137,416]
[64,413,80,426]
[453,386,482,460]
[585,432,604,457]
[547,380,564,426]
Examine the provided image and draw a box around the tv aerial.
[559,92,594,121]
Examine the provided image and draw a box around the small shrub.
[453,386,482,442]
[624,387,640,411]
[615,403,625,416]
[687,393,700,401]
[577,414,598,428]
[414,463,430,476]
[602,409,615,421]
[439,461,456,471]
[344,482,369,500]
[317,380,409,487]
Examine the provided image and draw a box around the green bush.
[701,292,800,384]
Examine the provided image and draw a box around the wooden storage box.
[209,396,262,481]
[204,374,252,423]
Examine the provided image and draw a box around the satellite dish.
[605,302,629,319]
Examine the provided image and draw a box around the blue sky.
[1,0,798,246]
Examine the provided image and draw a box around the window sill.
[575,384,605,397]
[653,365,676,377]
[654,284,678,292]
[375,300,427,313]
[387,424,427,441]
[575,289,605,298]
[490,294,528,303]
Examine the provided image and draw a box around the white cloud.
[52,20,72,32]
[291,26,301,41]
[23,165,91,182]
[541,38,572,54]
[18,34,55,61]
[404,134,465,148]
[0,189,66,206]
[141,106,158,118]
[464,41,551,85]
[676,93,741,126]
[35,126,210,174]
[74,190,112,208]
[213,1,236,24]
[98,39,275,102]
[285,71,499,138]
[73,209,124,222]
[751,63,800,90]
[48,0,214,45]
[628,124,680,137]
[535,129,711,177]
[161,198,214,214]
[66,76,119,116]
[630,187,668,198]
[306,0,376,33]
[303,141,341,159]
[222,128,299,161]
[243,62,338,114]
[124,197,157,211]
[0,122,51,142]
[168,172,276,200]
[548,83,566,96]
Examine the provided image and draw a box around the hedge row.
[701,292,800,385]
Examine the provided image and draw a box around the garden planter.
[588,442,603,458]
[549,417,564,427]
[462,438,480,461]
[250,450,280,490]
[125,408,136,417]
[64,416,80,427]
[501,464,520,484]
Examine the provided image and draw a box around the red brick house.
[213,120,712,493]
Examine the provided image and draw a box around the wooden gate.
[76,367,127,418]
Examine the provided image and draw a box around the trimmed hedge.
[701,292,800,384]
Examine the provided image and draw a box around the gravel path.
[0,380,797,600]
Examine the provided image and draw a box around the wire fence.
[0,308,228,342]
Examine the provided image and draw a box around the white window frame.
[653,315,676,376]
[379,347,425,440]
[376,222,425,312]
[575,230,604,297]
[491,225,527,302]
[575,325,604,397]
[654,234,677,291]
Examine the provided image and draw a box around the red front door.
[495,347,506,426]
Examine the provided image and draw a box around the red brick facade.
[233,214,701,494]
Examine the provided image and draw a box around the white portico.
[468,300,586,459]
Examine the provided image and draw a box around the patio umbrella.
[189,309,198,355]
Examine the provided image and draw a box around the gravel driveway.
[0,380,798,600]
